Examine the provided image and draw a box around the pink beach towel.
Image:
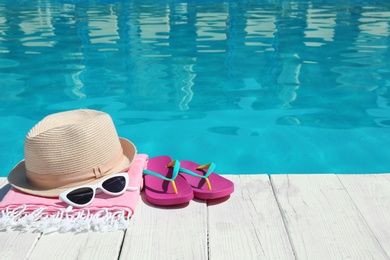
[0,154,148,233]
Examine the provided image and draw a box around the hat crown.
[24,109,123,176]
[7,109,137,197]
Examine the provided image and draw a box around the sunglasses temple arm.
[126,186,139,191]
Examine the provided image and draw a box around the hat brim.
[7,138,137,198]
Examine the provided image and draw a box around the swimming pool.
[1,0,390,176]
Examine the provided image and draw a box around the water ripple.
[2,0,390,174]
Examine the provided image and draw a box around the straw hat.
[7,109,137,197]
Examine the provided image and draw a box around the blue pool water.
[1,0,390,176]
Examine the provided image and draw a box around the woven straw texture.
[7,109,137,197]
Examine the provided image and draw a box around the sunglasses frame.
[59,172,129,208]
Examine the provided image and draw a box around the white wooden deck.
[0,174,390,260]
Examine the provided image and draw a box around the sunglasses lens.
[66,187,94,205]
[102,176,126,193]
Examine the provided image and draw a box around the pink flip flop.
[143,156,194,206]
[178,161,234,200]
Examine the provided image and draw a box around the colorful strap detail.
[143,160,181,194]
[179,163,216,190]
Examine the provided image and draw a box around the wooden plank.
[338,174,390,257]
[121,194,208,260]
[271,174,389,259]
[0,178,42,260]
[28,231,125,260]
[208,175,295,259]
[0,231,41,259]
[2,174,389,259]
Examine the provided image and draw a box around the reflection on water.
[1,0,390,174]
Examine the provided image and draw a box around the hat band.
[25,148,127,190]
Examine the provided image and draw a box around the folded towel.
[0,154,148,233]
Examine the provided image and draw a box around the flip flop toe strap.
[143,160,181,194]
[179,163,216,190]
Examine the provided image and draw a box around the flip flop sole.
[144,156,194,206]
[179,160,234,200]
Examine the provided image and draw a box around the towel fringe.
[0,206,131,233]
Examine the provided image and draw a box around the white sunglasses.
[59,173,138,208]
